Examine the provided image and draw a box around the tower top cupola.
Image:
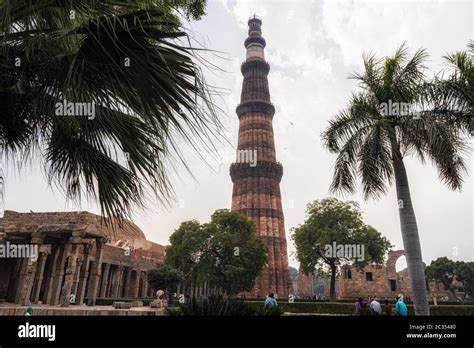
[245,15,266,60]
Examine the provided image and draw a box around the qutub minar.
[230,16,291,298]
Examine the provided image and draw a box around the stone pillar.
[130,270,139,297]
[6,258,21,302]
[16,257,37,305]
[44,245,61,304]
[71,257,83,298]
[87,239,105,306]
[76,244,92,305]
[16,233,44,305]
[32,251,48,303]
[142,272,148,298]
[50,243,69,305]
[123,268,132,298]
[99,263,110,298]
[112,266,124,298]
[60,236,82,307]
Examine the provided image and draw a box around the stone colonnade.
[1,233,152,306]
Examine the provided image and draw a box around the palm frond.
[358,125,394,199]
[0,0,223,222]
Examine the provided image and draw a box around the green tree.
[201,209,267,297]
[165,220,210,293]
[322,44,470,314]
[0,0,220,221]
[457,262,474,299]
[165,210,267,297]
[147,265,183,303]
[425,257,460,298]
[292,198,391,301]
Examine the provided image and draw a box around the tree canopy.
[165,209,267,296]
[147,265,184,294]
[292,198,392,300]
[425,257,474,300]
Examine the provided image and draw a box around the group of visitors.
[355,294,407,316]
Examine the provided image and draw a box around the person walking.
[354,297,364,316]
[370,296,382,315]
[395,295,408,316]
[264,293,278,308]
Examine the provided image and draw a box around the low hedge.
[90,298,474,315]
[244,301,474,315]
[244,298,472,305]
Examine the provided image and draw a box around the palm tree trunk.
[392,153,430,315]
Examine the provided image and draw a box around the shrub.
[244,301,474,315]
[176,295,282,316]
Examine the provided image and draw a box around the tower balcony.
[244,36,266,49]
[229,161,283,182]
[236,100,275,118]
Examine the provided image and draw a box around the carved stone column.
[44,245,61,304]
[99,263,111,298]
[87,238,105,306]
[17,232,45,305]
[76,243,92,305]
[123,267,132,298]
[16,257,36,305]
[130,270,139,297]
[50,243,69,305]
[142,272,148,298]
[32,250,48,303]
[112,266,124,298]
[60,234,82,307]
[71,257,83,298]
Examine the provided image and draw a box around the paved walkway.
[0,302,166,316]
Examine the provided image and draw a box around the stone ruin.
[0,210,165,306]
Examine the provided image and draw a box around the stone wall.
[325,250,457,301]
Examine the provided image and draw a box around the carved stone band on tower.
[230,16,291,298]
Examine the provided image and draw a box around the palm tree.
[322,43,470,315]
[424,42,473,133]
[0,0,221,222]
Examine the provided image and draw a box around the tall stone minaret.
[230,16,291,298]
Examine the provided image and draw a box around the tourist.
[369,296,382,315]
[156,289,165,300]
[264,293,278,307]
[384,299,393,315]
[395,295,408,316]
[354,297,364,316]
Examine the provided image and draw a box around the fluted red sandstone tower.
[230,16,291,298]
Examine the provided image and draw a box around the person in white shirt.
[370,296,382,315]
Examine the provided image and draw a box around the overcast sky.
[1,0,472,270]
